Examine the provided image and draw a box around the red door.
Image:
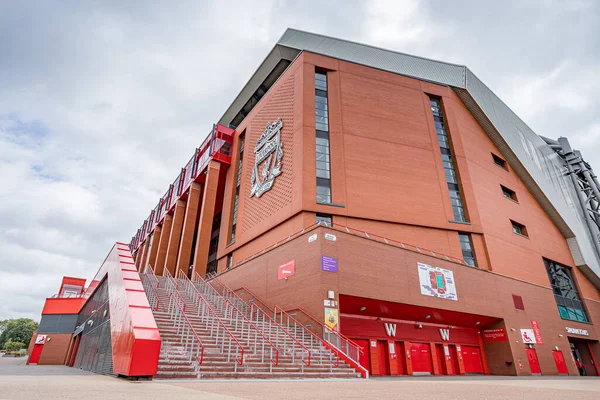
[526,348,542,375]
[391,341,406,375]
[450,345,460,374]
[410,343,433,374]
[462,346,484,373]
[435,344,446,375]
[353,339,371,374]
[376,340,389,375]
[29,344,44,364]
[552,350,568,375]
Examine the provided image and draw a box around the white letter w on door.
[384,323,397,337]
[439,329,450,341]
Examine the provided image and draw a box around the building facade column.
[136,240,148,272]
[176,182,202,276]
[164,199,187,277]
[192,160,221,276]
[146,226,161,272]
[154,214,173,276]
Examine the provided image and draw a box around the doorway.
[410,342,433,375]
[569,339,598,376]
[526,347,541,375]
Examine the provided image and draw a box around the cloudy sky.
[1,0,599,321]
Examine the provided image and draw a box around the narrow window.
[511,220,528,237]
[458,233,476,267]
[492,153,508,170]
[229,134,245,243]
[429,97,467,222]
[315,71,331,204]
[544,259,589,323]
[226,254,233,270]
[512,294,525,310]
[501,185,518,202]
[316,213,332,226]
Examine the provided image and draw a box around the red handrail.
[273,306,339,367]
[285,307,364,354]
[169,292,205,365]
[207,276,309,367]
[232,286,274,314]
[162,268,187,313]
[177,271,246,366]
[142,277,160,312]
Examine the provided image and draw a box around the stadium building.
[29,29,600,378]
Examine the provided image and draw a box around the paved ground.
[1,356,599,399]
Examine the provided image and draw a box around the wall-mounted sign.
[277,260,295,280]
[531,320,544,344]
[417,262,457,301]
[324,233,337,241]
[250,119,284,198]
[321,256,338,273]
[384,323,397,337]
[308,234,318,243]
[35,335,47,345]
[439,329,450,341]
[325,308,339,331]
[520,329,536,344]
[566,327,589,336]
[482,328,508,342]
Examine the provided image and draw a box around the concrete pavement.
[1,356,599,399]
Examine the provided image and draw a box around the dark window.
[501,185,518,202]
[458,233,476,267]
[226,254,233,269]
[492,153,508,170]
[544,259,589,323]
[315,71,331,204]
[430,97,467,222]
[316,213,332,226]
[511,220,528,237]
[512,295,525,310]
[229,134,245,243]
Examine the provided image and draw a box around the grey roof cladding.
[220,28,600,286]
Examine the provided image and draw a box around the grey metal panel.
[277,29,466,88]
[37,314,78,334]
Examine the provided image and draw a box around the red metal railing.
[140,265,160,311]
[170,269,246,367]
[168,292,205,369]
[208,277,311,369]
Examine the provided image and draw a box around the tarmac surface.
[1,356,600,399]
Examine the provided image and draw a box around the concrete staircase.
[140,270,361,380]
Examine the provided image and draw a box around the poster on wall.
[417,262,458,301]
[482,328,508,342]
[35,335,47,345]
[277,260,295,280]
[520,329,537,344]
[324,308,339,331]
[530,320,544,344]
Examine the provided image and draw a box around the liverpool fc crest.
[250,119,284,198]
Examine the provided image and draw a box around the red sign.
[531,320,544,344]
[278,260,295,280]
[482,328,508,342]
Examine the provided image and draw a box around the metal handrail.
[286,307,364,361]
[168,292,205,368]
[140,274,160,311]
[232,286,274,314]
[173,270,246,366]
[162,268,186,313]
[144,264,160,288]
[179,270,277,367]
[273,306,339,368]
[207,277,312,368]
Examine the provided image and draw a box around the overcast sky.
[1,0,599,321]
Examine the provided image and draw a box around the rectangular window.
[458,233,476,267]
[226,254,233,269]
[544,259,589,323]
[501,185,518,202]
[492,153,508,170]
[511,220,528,237]
[316,213,332,226]
[429,97,467,222]
[229,134,245,243]
[315,71,331,204]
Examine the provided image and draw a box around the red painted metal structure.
[82,242,162,376]
[129,124,234,252]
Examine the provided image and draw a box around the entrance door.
[570,339,598,376]
[436,344,446,375]
[462,346,484,374]
[29,344,44,364]
[552,350,568,375]
[376,340,389,376]
[526,348,541,375]
[353,339,370,374]
[410,343,433,374]
[389,341,406,375]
